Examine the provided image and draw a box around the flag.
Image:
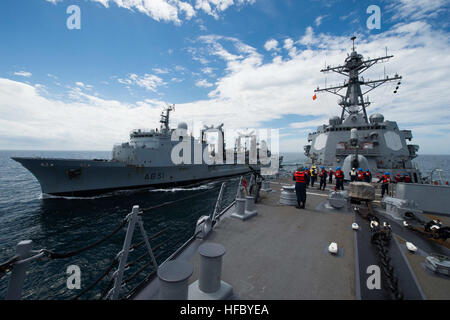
[313,94,317,100]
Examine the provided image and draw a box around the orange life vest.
[335,170,343,179]
[294,171,306,183]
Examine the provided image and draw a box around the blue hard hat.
[321,166,325,169]
[405,173,409,176]
[358,168,362,171]
[336,166,341,170]
[385,172,390,175]
[366,169,370,172]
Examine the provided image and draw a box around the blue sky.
[0,0,449,152]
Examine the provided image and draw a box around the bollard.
[188,243,233,300]
[158,260,193,300]
[245,196,255,212]
[261,180,272,192]
[232,197,257,220]
[280,185,297,206]
[6,240,33,300]
[235,198,246,216]
[198,243,226,293]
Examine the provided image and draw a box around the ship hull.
[12,157,254,197]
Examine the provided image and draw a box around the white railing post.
[111,205,139,300]
[6,240,33,300]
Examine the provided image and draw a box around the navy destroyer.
[12,106,266,196]
[304,37,421,182]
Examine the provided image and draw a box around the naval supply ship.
[304,37,421,182]
[12,106,264,196]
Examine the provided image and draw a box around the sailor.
[350,168,357,182]
[364,169,372,183]
[293,167,307,209]
[404,173,412,183]
[335,166,344,190]
[328,167,334,183]
[310,166,317,187]
[357,168,365,181]
[378,172,391,197]
[319,166,328,190]
[394,173,402,183]
[303,167,310,188]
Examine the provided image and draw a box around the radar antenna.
[314,37,402,124]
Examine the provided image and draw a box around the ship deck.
[133,178,450,300]
[188,182,356,299]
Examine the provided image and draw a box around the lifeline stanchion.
[6,240,33,300]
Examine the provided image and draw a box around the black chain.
[369,221,404,300]
[356,206,404,300]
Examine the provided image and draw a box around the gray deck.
[188,182,356,300]
[133,179,450,300]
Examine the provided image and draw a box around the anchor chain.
[355,205,403,300]
[369,219,404,300]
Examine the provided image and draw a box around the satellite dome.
[177,122,188,130]
[369,113,384,124]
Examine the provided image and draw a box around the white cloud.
[388,0,449,21]
[14,71,32,78]
[201,67,214,74]
[0,78,166,150]
[45,0,62,4]
[195,0,255,19]
[118,73,165,92]
[195,79,214,87]
[264,39,279,52]
[153,67,170,74]
[298,26,315,46]
[283,38,294,50]
[314,15,325,27]
[91,0,254,24]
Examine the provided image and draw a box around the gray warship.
[12,106,263,196]
[304,37,421,182]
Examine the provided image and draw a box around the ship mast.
[314,36,402,124]
[160,104,175,133]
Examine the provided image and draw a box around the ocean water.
[0,150,241,300]
[0,150,449,300]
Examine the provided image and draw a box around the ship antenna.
[351,36,356,51]
[314,36,402,124]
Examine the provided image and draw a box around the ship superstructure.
[304,37,421,181]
